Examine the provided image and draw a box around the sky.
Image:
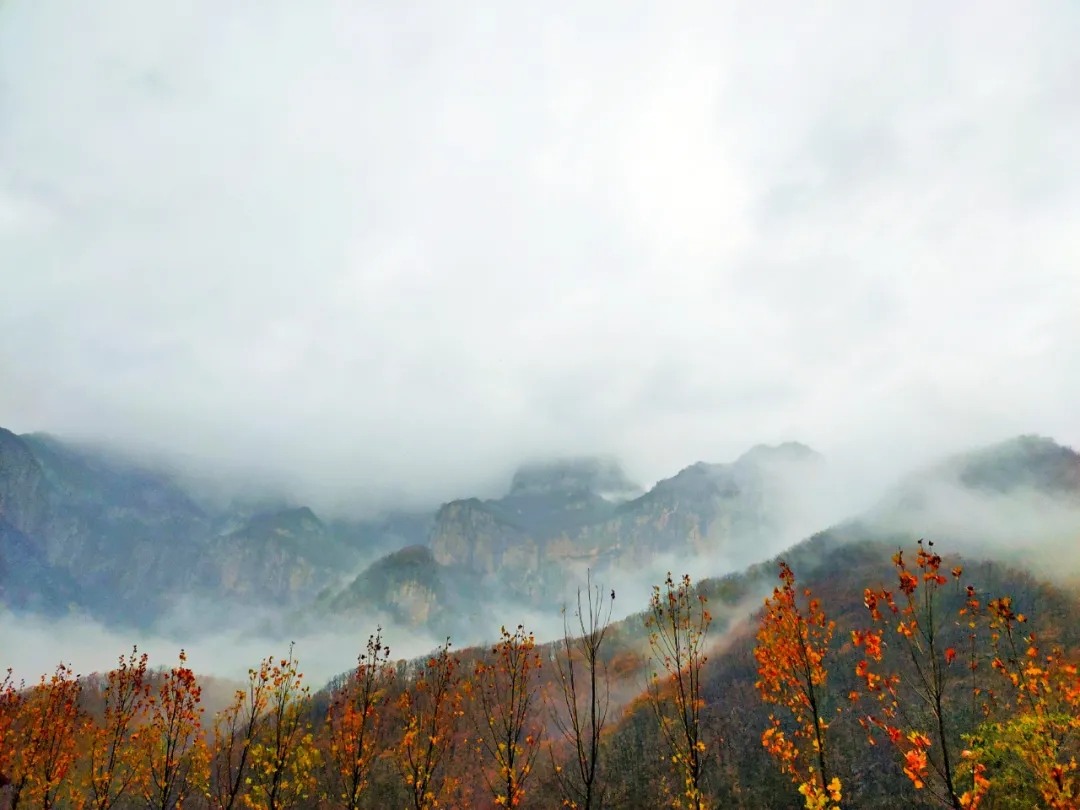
[1,0,1078,512]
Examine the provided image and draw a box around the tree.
[754,561,842,809]
[3,663,83,810]
[397,638,464,810]
[645,572,712,810]
[854,540,970,809]
[81,646,151,810]
[958,596,1080,809]
[548,570,614,810]
[472,624,543,808]
[245,644,320,810]
[140,650,208,810]
[0,669,21,792]
[208,657,274,810]
[326,628,395,810]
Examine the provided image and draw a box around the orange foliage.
[0,669,21,790]
[853,540,969,809]
[755,561,841,809]
[471,624,543,808]
[2,541,1080,809]
[4,663,82,809]
[140,649,208,810]
[243,645,320,810]
[959,596,1080,809]
[208,655,275,810]
[397,638,464,810]
[80,646,151,810]
[326,628,395,809]
[645,572,711,810]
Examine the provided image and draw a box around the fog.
[866,476,1080,582]
[3,443,1080,685]
[0,609,447,688]
[2,0,1079,514]
[2,1,1080,694]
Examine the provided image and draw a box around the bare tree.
[549,570,614,810]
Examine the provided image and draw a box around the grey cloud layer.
[1,0,1078,509]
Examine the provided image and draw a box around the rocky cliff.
[6,425,1077,641]
[0,430,407,629]
[318,445,828,633]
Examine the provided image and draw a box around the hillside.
[4,522,1080,807]
[318,435,1080,639]
[2,428,1078,647]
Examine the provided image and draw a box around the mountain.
[0,429,420,630]
[3,426,1078,642]
[317,444,829,636]
[319,435,1080,638]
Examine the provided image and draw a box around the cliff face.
[321,545,447,629]
[0,431,362,628]
[8,425,1077,641]
[200,507,344,603]
[0,429,50,537]
[332,448,829,632]
[430,500,537,573]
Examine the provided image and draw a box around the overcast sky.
[1,0,1078,511]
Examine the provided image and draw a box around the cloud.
[0,606,445,688]
[1,0,1078,511]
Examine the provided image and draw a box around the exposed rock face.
[430,500,535,572]
[7,425,1077,642]
[0,431,382,628]
[0,429,49,536]
[322,545,446,629]
[340,448,829,631]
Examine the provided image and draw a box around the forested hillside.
[3,533,1079,808]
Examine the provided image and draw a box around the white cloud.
[1,0,1077,510]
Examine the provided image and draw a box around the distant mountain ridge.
[1,427,1077,640]
[0,428,410,628]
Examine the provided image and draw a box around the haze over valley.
[2,427,1079,685]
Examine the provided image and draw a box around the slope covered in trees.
[3,533,1079,808]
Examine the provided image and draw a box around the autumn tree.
[853,540,972,809]
[245,644,320,810]
[548,571,614,810]
[472,624,543,808]
[3,663,82,810]
[397,638,464,810]
[957,595,1080,809]
[326,628,395,810]
[754,561,842,809]
[0,669,21,791]
[140,649,208,810]
[81,646,152,810]
[645,572,712,810]
[208,656,276,810]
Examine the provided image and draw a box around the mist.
[4,440,1080,689]
[0,608,447,688]
[2,0,1080,709]
[866,478,1080,582]
[2,0,1079,514]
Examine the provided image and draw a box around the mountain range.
[1,427,1078,642]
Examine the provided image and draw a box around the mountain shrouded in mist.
[2,425,1079,643]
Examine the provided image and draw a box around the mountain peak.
[507,457,642,501]
[735,442,823,468]
[952,434,1080,495]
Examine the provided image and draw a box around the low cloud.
[1,0,1078,513]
